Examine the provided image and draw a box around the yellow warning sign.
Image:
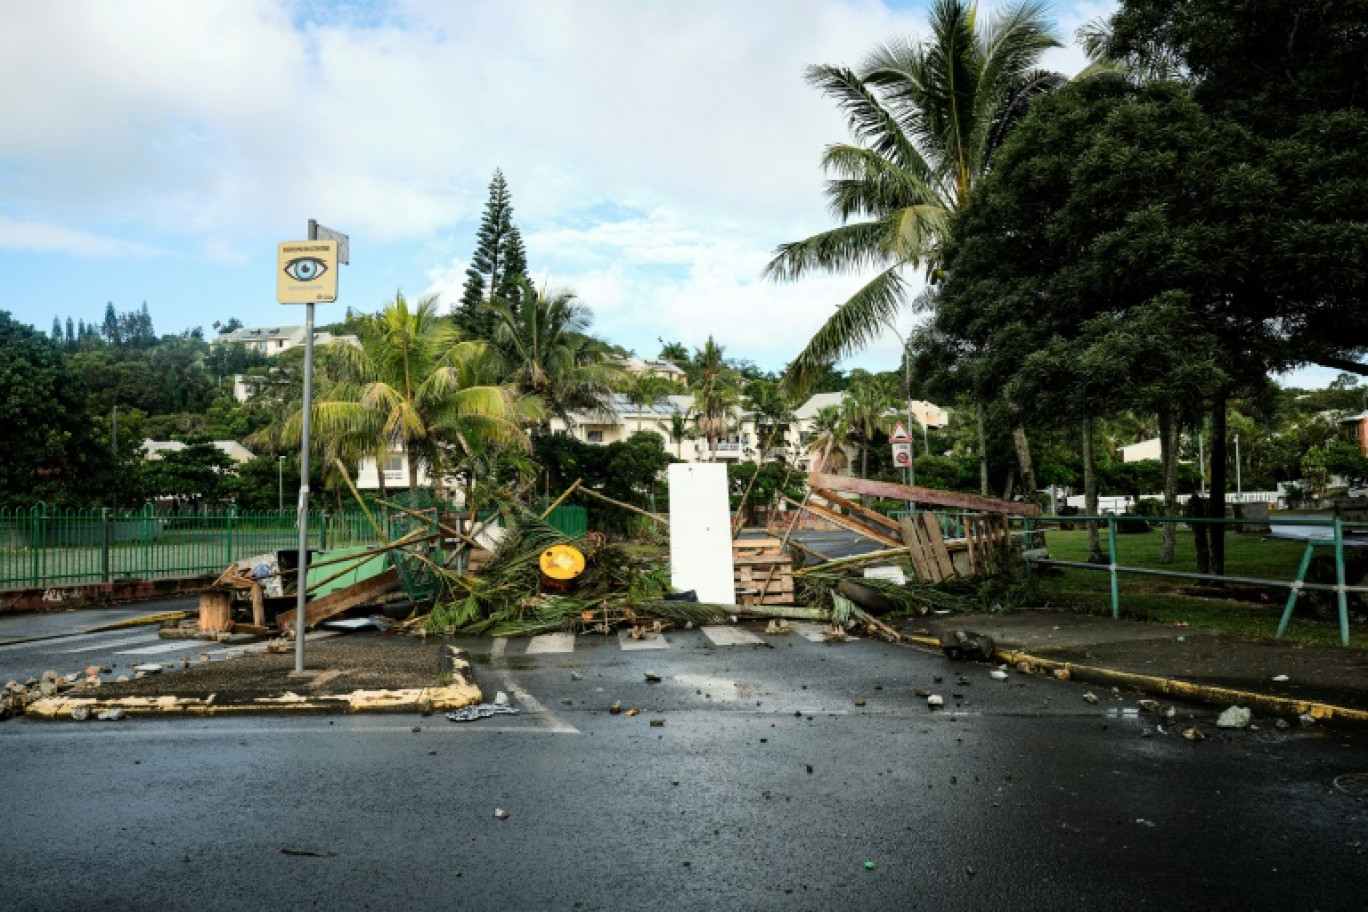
[277,239,339,304]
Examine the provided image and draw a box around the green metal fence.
[1020,513,1368,646]
[0,504,386,591]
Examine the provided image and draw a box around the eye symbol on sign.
[283,256,329,282]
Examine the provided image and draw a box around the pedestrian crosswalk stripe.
[526,633,576,654]
[700,625,764,646]
[617,630,669,650]
[790,622,829,643]
[57,633,161,653]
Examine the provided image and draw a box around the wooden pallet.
[733,553,794,606]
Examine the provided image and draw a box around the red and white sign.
[892,443,913,467]
[889,421,913,443]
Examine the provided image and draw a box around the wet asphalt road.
[2,624,1366,911]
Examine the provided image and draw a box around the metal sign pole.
[293,220,319,674]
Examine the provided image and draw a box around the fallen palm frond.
[633,600,734,626]
[798,565,971,616]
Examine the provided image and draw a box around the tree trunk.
[860,440,868,480]
[976,401,989,496]
[1012,425,1036,502]
[1002,466,1015,501]
[1209,394,1227,577]
[1083,417,1103,563]
[407,443,420,494]
[1158,409,1179,564]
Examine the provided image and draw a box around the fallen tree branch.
[575,486,669,525]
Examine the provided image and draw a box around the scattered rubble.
[1216,706,1252,729]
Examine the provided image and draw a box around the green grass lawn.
[1034,527,1367,649]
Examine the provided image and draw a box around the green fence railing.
[0,504,386,591]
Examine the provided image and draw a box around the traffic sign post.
[890,420,915,510]
[279,220,348,674]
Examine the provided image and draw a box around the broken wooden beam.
[780,495,905,549]
[276,568,401,633]
[811,488,902,534]
[806,472,1039,516]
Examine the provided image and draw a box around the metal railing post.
[101,508,112,583]
[1107,514,1120,620]
[1277,540,1316,639]
[1333,517,1349,646]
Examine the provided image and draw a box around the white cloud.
[0,0,1132,378]
[0,216,160,258]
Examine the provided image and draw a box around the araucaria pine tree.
[456,169,531,339]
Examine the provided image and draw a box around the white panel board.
[667,463,736,605]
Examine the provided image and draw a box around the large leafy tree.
[311,292,529,494]
[1104,0,1368,379]
[0,312,100,508]
[765,0,1062,386]
[485,277,625,429]
[455,169,532,340]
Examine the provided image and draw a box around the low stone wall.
[0,576,215,615]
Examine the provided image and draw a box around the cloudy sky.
[1,0,1331,384]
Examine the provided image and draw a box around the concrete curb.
[25,647,483,720]
[898,633,1368,727]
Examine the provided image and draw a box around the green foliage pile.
[423,511,677,637]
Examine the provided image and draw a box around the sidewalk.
[912,609,1368,722]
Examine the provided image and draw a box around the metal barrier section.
[1020,513,1368,646]
[0,504,386,591]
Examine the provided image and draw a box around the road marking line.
[700,625,764,646]
[0,629,141,652]
[526,633,576,654]
[617,630,670,650]
[57,633,162,653]
[116,640,210,656]
[488,636,578,734]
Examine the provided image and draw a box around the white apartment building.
[213,324,360,356]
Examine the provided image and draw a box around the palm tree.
[625,373,674,436]
[310,292,529,494]
[843,374,898,478]
[807,405,852,474]
[765,0,1061,387]
[667,409,692,460]
[691,336,740,461]
[744,379,796,460]
[486,277,625,430]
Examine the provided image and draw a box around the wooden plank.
[920,513,956,580]
[276,568,401,633]
[733,537,782,554]
[249,583,266,628]
[199,590,232,632]
[811,489,902,533]
[731,554,798,566]
[782,496,905,549]
[806,472,1039,516]
[897,517,935,582]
